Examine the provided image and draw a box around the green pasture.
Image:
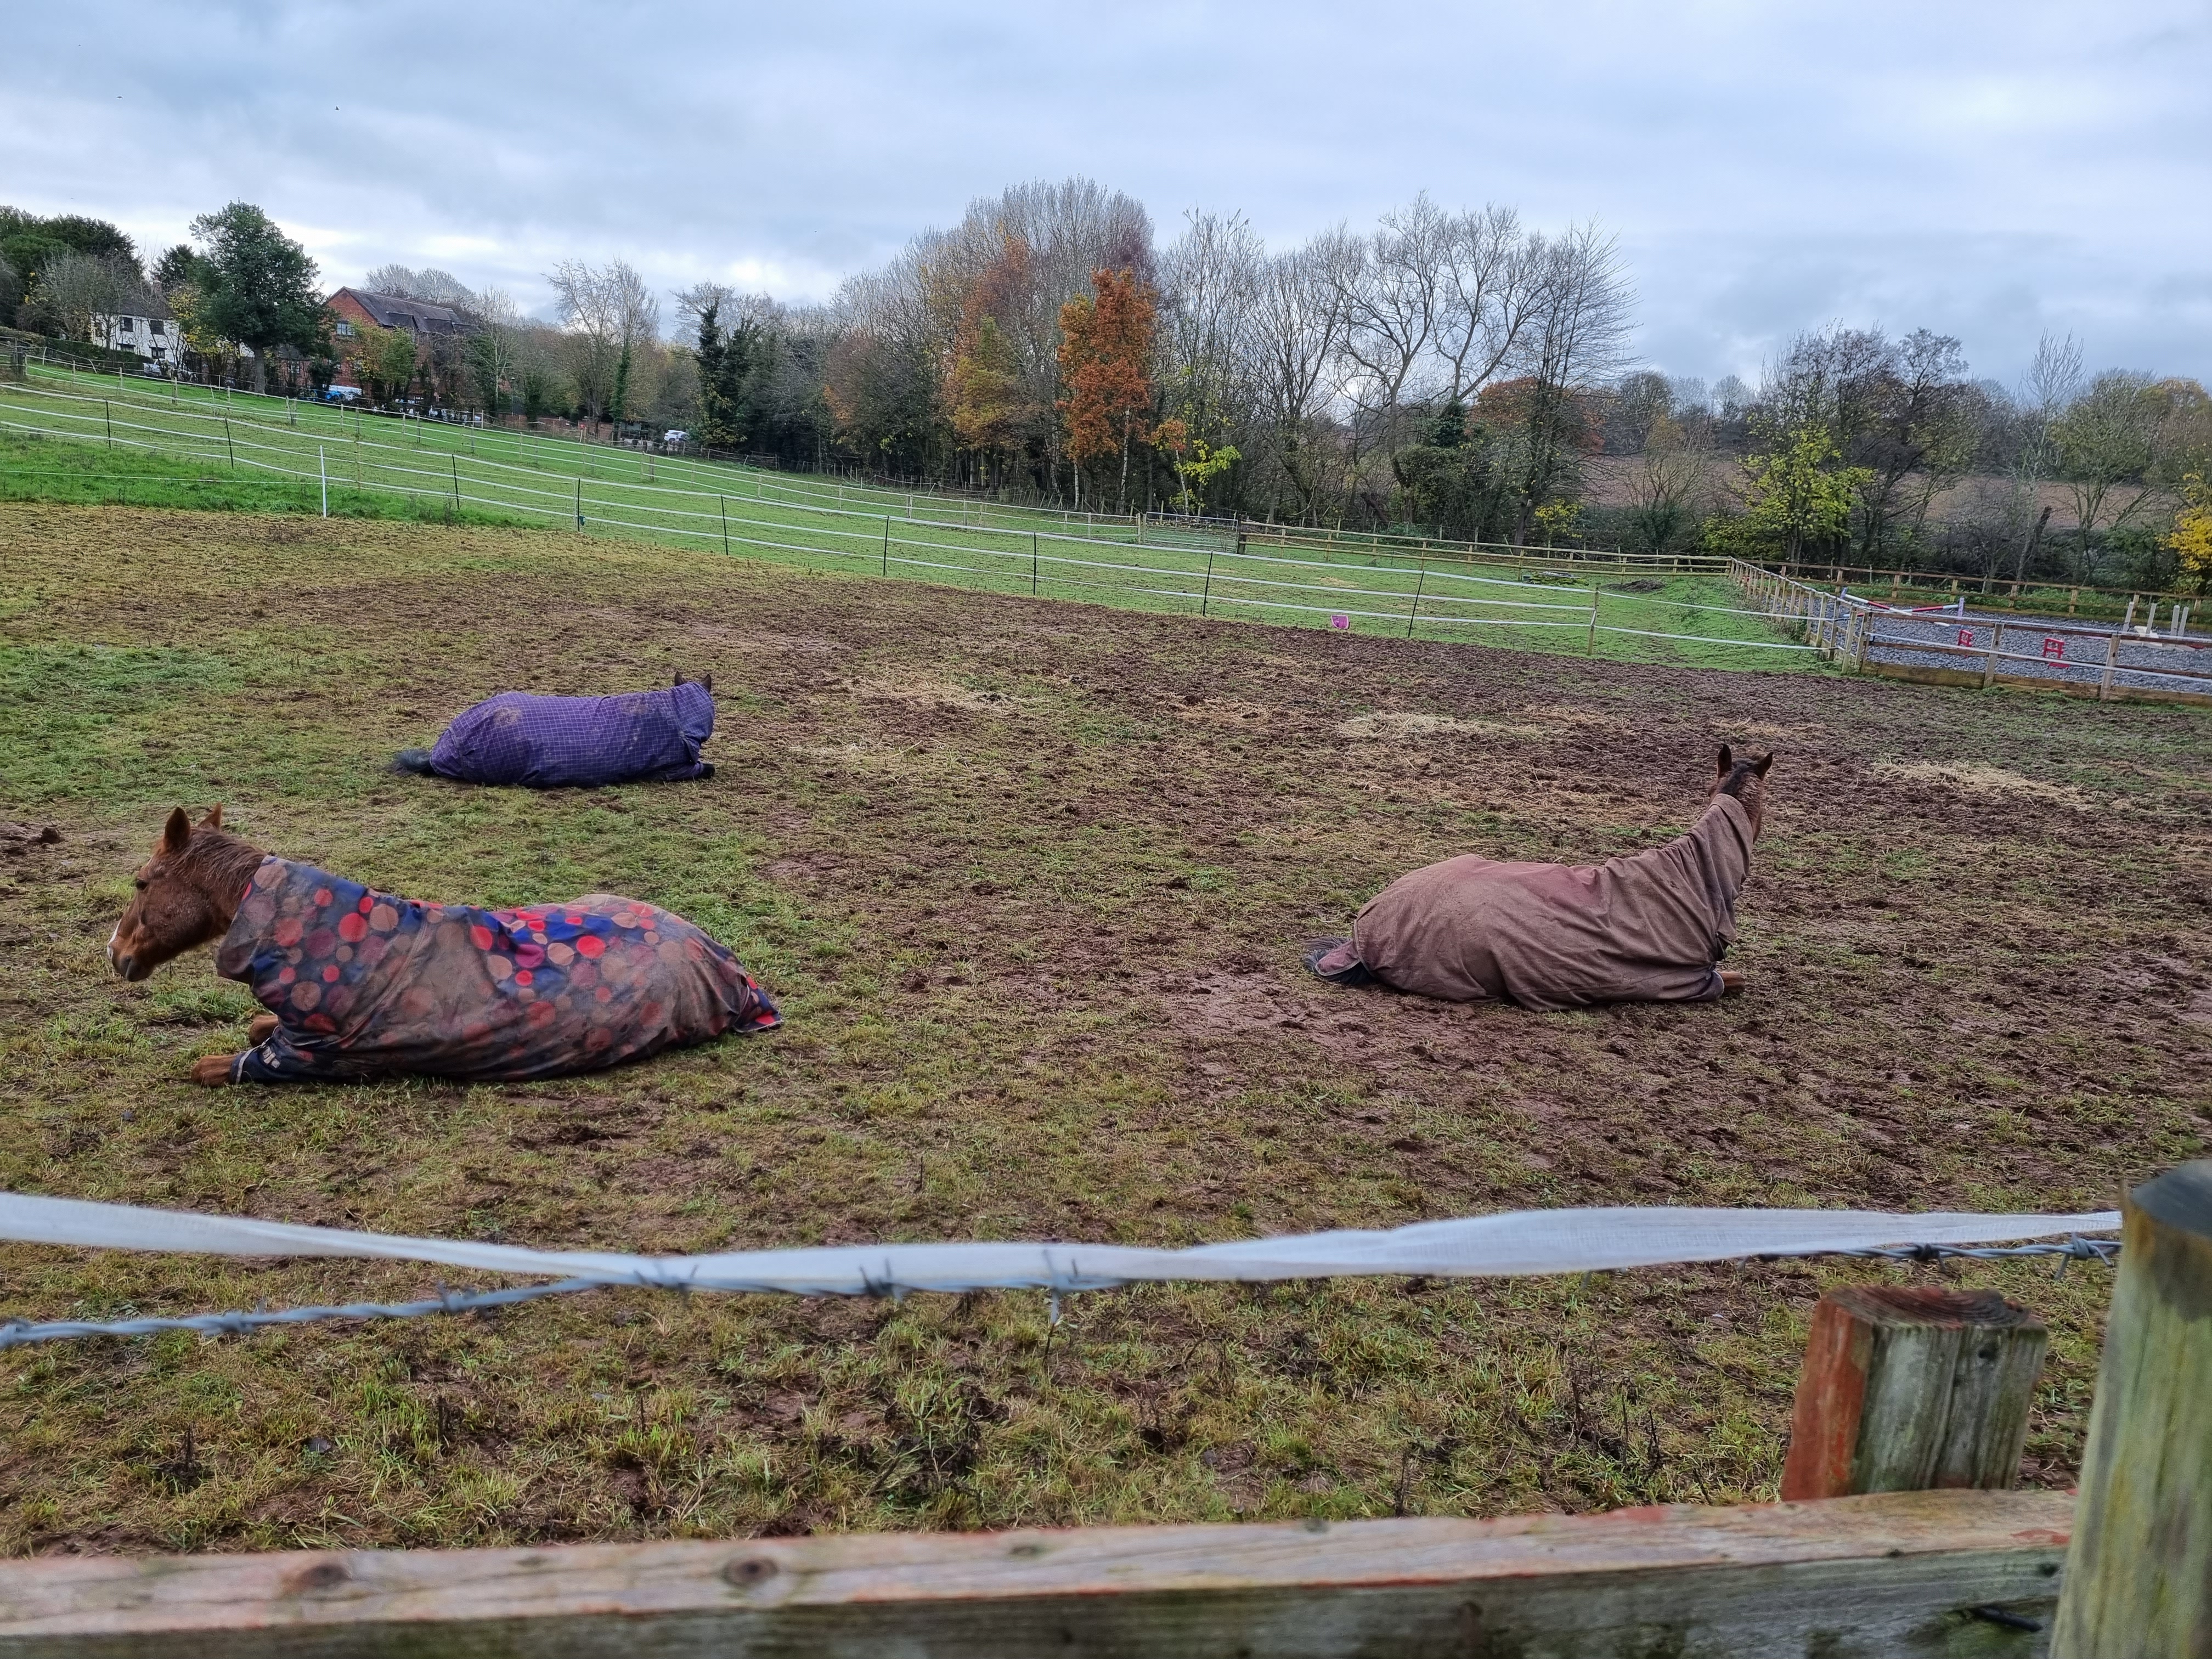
[4,506,2205,1554]
[0,364,1816,674]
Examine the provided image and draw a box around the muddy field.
[1,504,2207,1554]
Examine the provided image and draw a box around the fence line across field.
[0,1190,2120,1349]
[1730,561,2212,699]
[20,352,2212,627]
[1,380,1818,658]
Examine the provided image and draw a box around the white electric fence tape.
[0,1192,2120,1297]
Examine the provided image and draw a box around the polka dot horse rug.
[416,681,716,788]
[213,856,780,1083]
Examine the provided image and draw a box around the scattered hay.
[1874,760,2098,811]
[858,674,1032,714]
[1336,712,1545,741]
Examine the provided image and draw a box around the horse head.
[107,805,262,981]
[1712,745,1775,840]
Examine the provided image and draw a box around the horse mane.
[174,826,267,910]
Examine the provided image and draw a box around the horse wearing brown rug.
[1306,747,1772,1008]
[108,807,778,1085]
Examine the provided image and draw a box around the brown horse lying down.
[108,807,779,1085]
[1307,748,1772,1008]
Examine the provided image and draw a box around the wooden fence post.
[2099,634,2118,703]
[1780,1288,2047,1502]
[2053,1161,2212,1655]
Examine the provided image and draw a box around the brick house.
[326,287,479,396]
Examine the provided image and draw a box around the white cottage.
[92,311,182,364]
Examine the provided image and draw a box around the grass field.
[0,364,1811,673]
[1,502,2207,1557]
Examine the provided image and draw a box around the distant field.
[0,504,2205,1553]
[0,365,1814,674]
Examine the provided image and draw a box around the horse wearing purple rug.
[396,676,718,787]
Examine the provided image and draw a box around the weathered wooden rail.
[4,1161,2205,1655]
[0,1492,2070,1658]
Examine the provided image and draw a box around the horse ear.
[700,673,712,694]
[1716,744,1734,774]
[1753,752,1775,776]
[673,673,683,687]
[200,803,224,830]
[160,807,191,855]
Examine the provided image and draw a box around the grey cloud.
[7,0,2207,382]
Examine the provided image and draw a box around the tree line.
[4,183,2205,590]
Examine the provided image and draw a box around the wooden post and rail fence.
[1733,560,2212,705]
[2,1163,2209,1654]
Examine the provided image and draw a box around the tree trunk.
[1119,412,1131,515]
[250,349,267,396]
[2015,505,2052,585]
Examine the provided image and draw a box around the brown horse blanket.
[1348,795,1754,1008]
[214,857,779,1082]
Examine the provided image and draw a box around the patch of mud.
[1169,969,1392,1062]
[1873,761,2098,811]
[2181,988,2212,1032]
[1175,697,1278,729]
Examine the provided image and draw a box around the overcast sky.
[8,0,2208,387]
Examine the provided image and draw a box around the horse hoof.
[247,1013,279,1044]
[1719,970,1748,996]
[189,1054,236,1086]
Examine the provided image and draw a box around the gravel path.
[1859,606,2212,695]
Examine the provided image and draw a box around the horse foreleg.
[1719,970,1747,996]
[190,1054,240,1086]
[248,1012,279,1044]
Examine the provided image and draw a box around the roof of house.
[331,288,478,336]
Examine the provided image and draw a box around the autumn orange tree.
[1057,266,1156,512]
[945,234,1035,488]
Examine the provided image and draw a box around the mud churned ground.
[2,504,2207,1554]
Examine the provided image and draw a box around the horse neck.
[1699,791,1759,890]
[179,832,268,929]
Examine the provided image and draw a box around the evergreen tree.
[611,340,633,429]
[695,299,759,451]
[189,203,325,393]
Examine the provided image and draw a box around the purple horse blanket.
[1344,794,1754,1009]
[214,856,779,1083]
[426,684,715,787]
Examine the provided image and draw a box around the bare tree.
[1433,204,1539,402]
[1328,194,1451,431]
[2005,331,2082,577]
[1623,413,1717,551]
[466,285,523,416]
[22,249,157,343]
[361,264,480,309]
[1507,223,1635,540]
[548,258,657,433]
[2054,369,2164,540]
[1157,210,1262,506]
[1246,244,1347,523]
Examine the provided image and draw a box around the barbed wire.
[0,1236,2120,1351]
[1828,1235,2119,1269]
